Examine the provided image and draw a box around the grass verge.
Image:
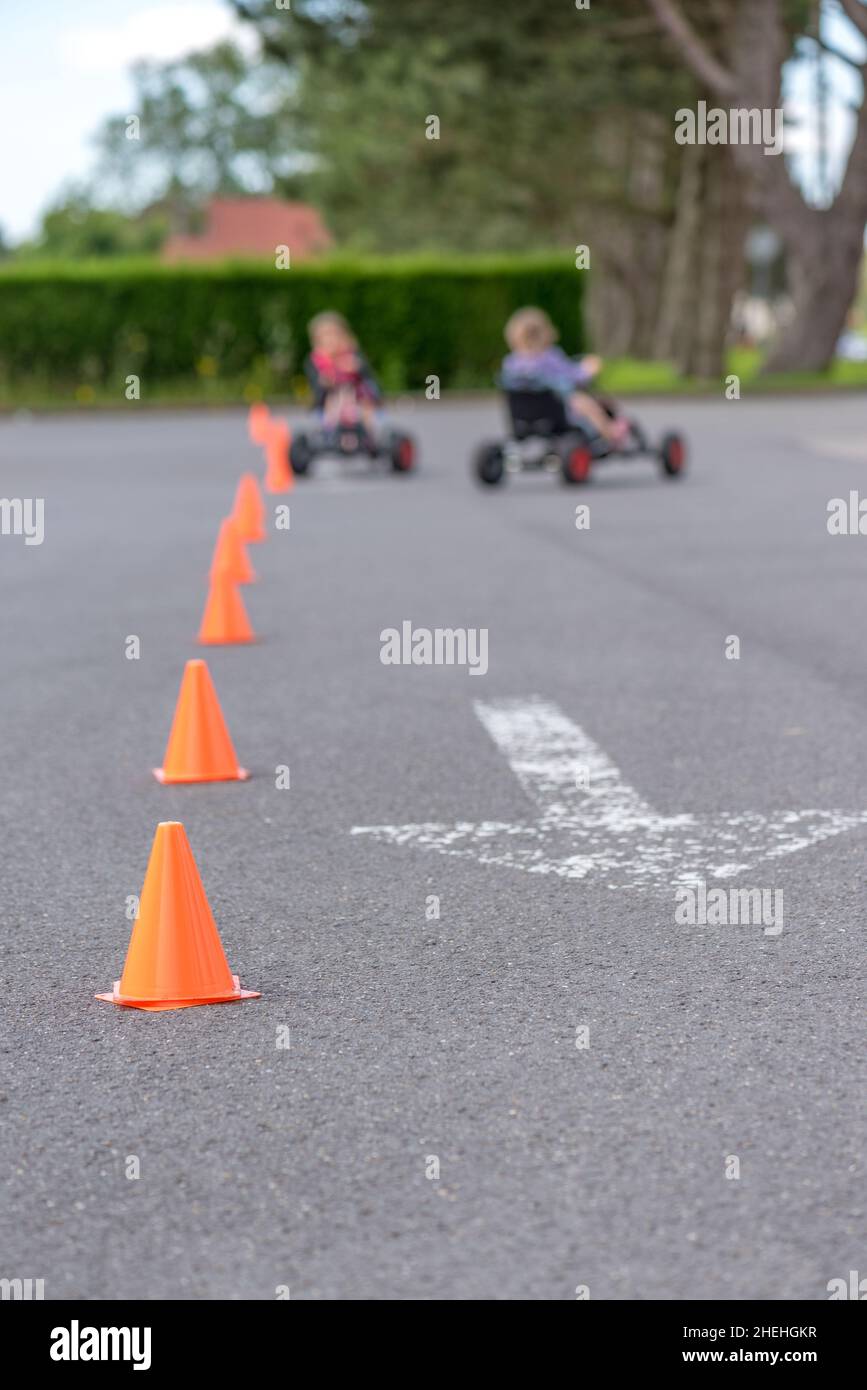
[2,350,866,412]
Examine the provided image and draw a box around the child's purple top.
[501,347,592,396]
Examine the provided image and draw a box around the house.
[161,197,332,263]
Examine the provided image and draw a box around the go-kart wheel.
[473,442,506,485]
[290,433,313,476]
[560,439,592,485]
[389,432,416,472]
[659,431,687,478]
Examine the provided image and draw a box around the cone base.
[96,974,261,1011]
[198,635,257,646]
[152,766,250,784]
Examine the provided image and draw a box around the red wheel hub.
[569,448,591,481]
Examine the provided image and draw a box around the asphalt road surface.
[1,394,864,1300]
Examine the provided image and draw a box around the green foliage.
[15,193,168,261]
[93,42,300,211]
[231,0,696,252]
[63,3,696,257]
[0,254,584,399]
[600,348,867,395]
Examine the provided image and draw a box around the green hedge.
[0,253,584,401]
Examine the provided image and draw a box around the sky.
[0,0,253,241]
[785,3,866,203]
[0,0,865,244]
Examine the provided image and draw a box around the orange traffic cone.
[154,659,249,784]
[198,571,255,645]
[232,473,267,543]
[96,821,260,1010]
[264,420,294,494]
[247,401,271,446]
[210,516,256,584]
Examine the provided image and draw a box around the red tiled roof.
[162,197,332,262]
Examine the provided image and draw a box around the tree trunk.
[653,143,704,364]
[693,146,746,377]
[653,142,745,376]
[585,109,674,359]
[647,0,867,375]
[764,223,865,373]
[629,219,669,358]
[585,213,670,359]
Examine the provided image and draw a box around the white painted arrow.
[352,697,867,884]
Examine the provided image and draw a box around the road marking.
[805,436,865,461]
[353,697,867,884]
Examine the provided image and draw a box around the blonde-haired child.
[305,310,381,429]
[502,307,628,445]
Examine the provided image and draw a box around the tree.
[15,192,167,260]
[233,0,634,251]
[231,0,723,360]
[93,41,301,217]
[646,0,867,371]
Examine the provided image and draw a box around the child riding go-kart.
[473,387,686,486]
[290,397,416,476]
[472,306,686,486]
[290,310,416,477]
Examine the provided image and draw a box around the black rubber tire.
[659,431,687,477]
[290,434,313,476]
[389,432,416,472]
[473,441,506,485]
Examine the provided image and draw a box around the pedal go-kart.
[472,388,686,486]
[289,397,417,477]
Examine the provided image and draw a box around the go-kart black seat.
[506,388,570,440]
